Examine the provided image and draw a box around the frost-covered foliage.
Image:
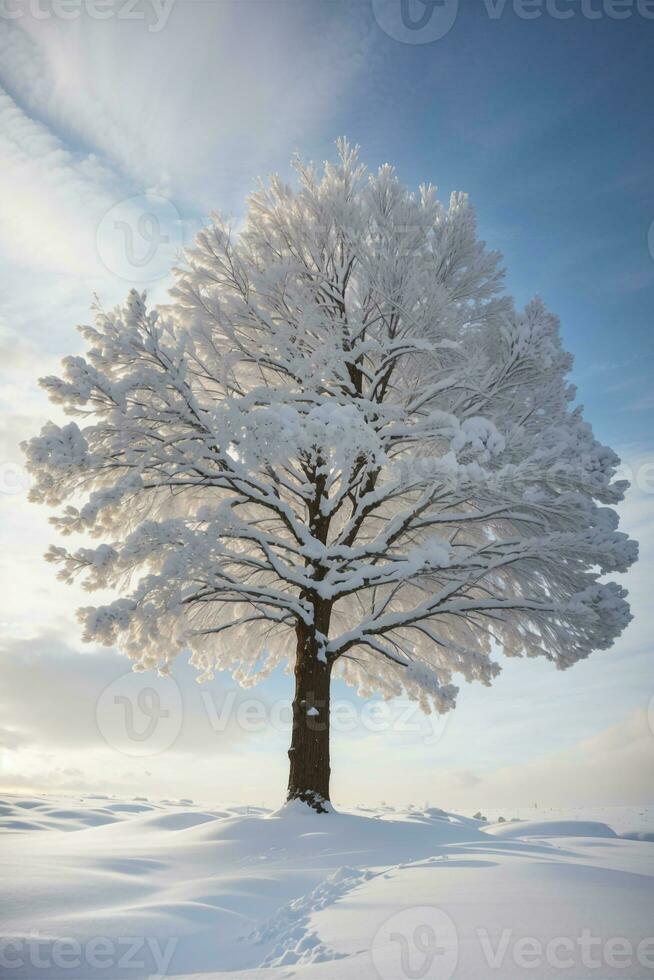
[24,141,637,714]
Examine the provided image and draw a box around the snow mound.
[129,811,221,831]
[484,819,618,839]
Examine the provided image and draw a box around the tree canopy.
[25,141,637,729]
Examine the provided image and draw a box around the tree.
[24,141,637,812]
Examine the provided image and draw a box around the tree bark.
[286,621,333,813]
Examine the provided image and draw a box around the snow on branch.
[24,140,637,708]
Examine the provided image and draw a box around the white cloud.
[0,632,289,803]
[0,87,119,275]
[332,709,654,810]
[4,4,371,209]
[444,710,654,808]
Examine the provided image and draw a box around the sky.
[0,0,653,811]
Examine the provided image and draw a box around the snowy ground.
[1,794,653,979]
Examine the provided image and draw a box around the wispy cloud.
[3,5,371,207]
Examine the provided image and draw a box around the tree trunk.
[286,622,333,813]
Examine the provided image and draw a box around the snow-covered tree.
[24,141,637,811]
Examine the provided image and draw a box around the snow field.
[1,794,653,979]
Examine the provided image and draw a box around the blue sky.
[325,4,654,445]
[0,0,652,809]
